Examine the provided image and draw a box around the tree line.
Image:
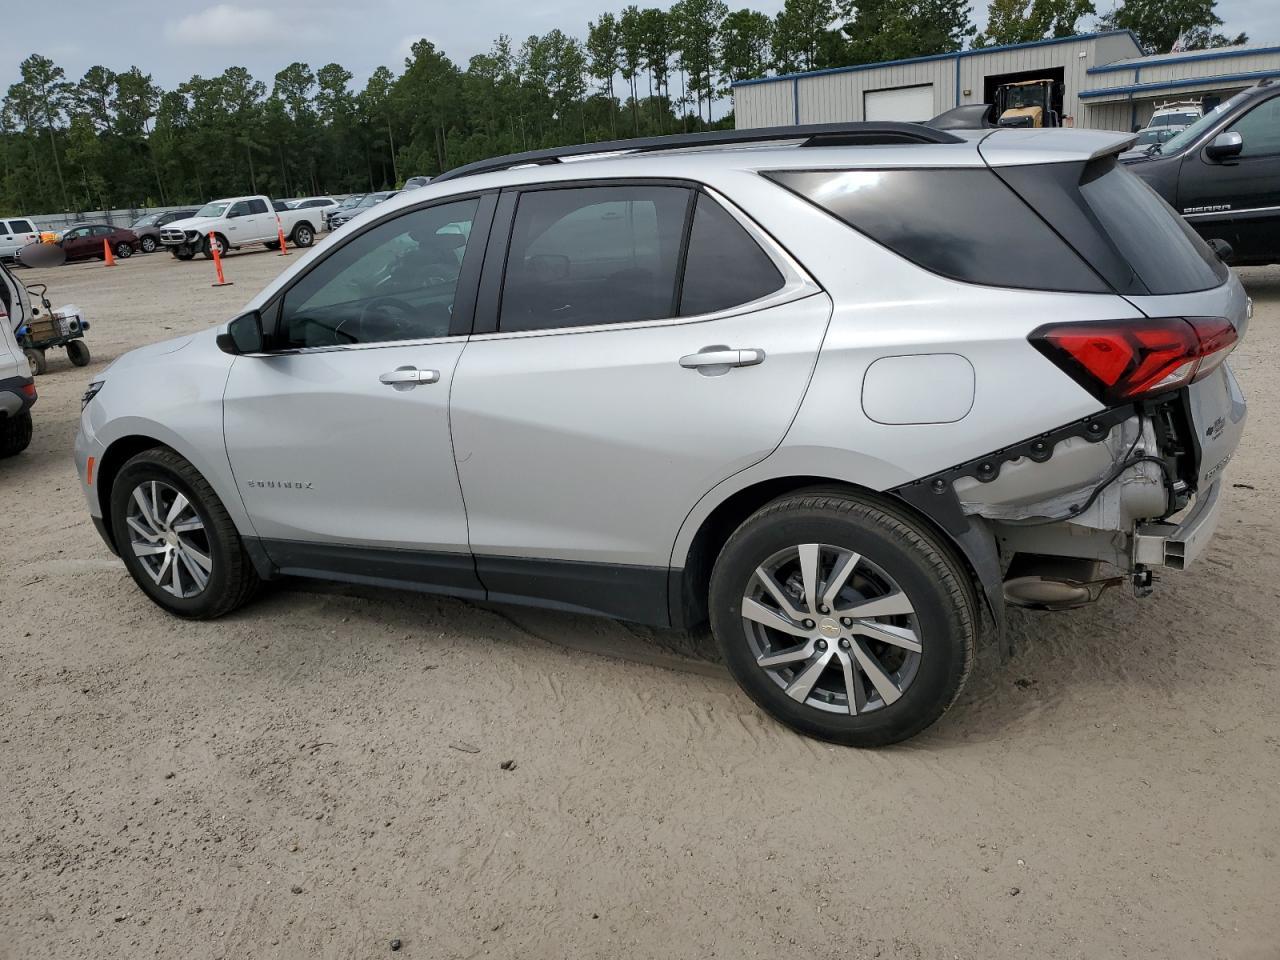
[0,0,1244,215]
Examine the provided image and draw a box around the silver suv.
[75,123,1248,746]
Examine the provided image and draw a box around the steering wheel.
[346,296,418,343]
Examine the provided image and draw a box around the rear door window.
[499,185,689,332]
[247,199,269,215]
[679,193,784,316]
[766,168,1107,293]
[10,220,34,234]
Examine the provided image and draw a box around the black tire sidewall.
[0,409,33,457]
[710,503,971,746]
[293,225,313,247]
[110,454,240,619]
[67,339,90,366]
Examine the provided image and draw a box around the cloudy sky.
[2,0,1276,94]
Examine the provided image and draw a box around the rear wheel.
[291,223,314,248]
[109,447,261,619]
[66,338,90,367]
[114,241,133,259]
[0,410,33,458]
[709,489,976,747]
[23,348,46,376]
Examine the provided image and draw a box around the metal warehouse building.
[733,30,1280,132]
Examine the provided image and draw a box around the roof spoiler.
[926,104,997,130]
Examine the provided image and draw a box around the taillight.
[1029,316,1238,404]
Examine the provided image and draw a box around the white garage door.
[864,85,935,122]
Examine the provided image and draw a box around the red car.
[57,223,139,262]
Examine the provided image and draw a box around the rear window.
[765,168,1107,294]
[1076,160,1225,295]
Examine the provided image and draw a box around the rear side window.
[10,220,34,233]
[679,193,784,316]
[248,199,269,215]
[499,185,688,332]
[765,168,1107,293]
[1077,160,1225,294]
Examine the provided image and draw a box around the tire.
[24,348,46,376]
[114,242,133,259]
[0,410,33,458]
[291,223,315,248]
[109,447,261,619]
[140,236,157,253]
[66,338,90,367]
[709,489,977,747]
[174,246,195,261]
[264,240,280,251]
[201,234,227,260]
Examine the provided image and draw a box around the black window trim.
[258,189,499,354]
[471,176,819,339]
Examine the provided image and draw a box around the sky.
[1,0,1276,95]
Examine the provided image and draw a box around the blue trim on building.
[730,29,1142,88]
[1080,68,1280,99]
[1088,44,1280,74]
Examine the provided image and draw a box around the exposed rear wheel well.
[95,435,165,547]
[674,476,986,632]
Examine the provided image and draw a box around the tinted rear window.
[679,193,784,315]
[1077,160,1225,295]
[766,168,1106,293]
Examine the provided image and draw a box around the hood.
[100,331,200,377]
[161,216,225,234]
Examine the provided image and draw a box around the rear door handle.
[679,346,766,371]
[379,366,440,389]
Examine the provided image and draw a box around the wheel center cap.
[164,530,179,548]
[818,618,841,638]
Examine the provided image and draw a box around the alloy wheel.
[741,543,922,715]
[125,479,212,599]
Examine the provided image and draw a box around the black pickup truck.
[1123,78,1280,266]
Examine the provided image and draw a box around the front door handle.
[379,366,440,390]
[679,346,766,372]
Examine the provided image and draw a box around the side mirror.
[216,310,264,355]
[1205,131,1243,162]
[1206,238,1234,264]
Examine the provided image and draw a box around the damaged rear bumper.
[1133,479,1223,571]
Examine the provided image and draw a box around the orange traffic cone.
[276,223,290,256]
[209,233,233,287]
[102,239,116,267]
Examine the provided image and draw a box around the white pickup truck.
[160,195,320,260]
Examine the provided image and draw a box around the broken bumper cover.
[1133,479,1225,571]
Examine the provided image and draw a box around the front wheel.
[709,489,977,747]
[114,242,133,259]
[109,447,261,619]
[66,338,90,367]
[140,236,157,253]
[201,234,227,260]
[291,223,314,248]
[23,348,46,376]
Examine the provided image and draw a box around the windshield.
[193,202,229,219]
[1158,92,1249,154]
[340,196,363,208]
[132,213,160,227]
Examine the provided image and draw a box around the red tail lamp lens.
[1029,317,1237,403]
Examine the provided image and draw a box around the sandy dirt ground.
[1,245,1277,960]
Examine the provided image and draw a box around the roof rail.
[431,122,964,183]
